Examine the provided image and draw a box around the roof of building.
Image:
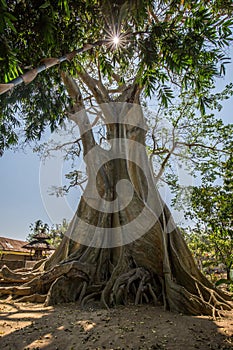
[23,240,55,250]
[33,232,50,240]
[0,236,30,253]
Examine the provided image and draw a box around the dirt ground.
[0,300,232,350]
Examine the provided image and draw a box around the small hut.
[23,230,55,260]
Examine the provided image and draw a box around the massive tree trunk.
[0,72,232,316]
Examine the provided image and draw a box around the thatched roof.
[23,240,55,251]
[33,232,50,240]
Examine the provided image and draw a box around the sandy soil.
[0,300,232,350]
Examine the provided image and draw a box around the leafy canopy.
[0,0,232,154]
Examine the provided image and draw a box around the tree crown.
[0,0,232,154]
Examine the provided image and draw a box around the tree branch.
[177,141,230,154]
[77,65,110,104]
[61,72,96,155]
[116,79,142,103]
[147,6,160,24]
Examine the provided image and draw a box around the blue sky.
[0,50,233,241]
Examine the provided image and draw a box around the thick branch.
[76,66,122,122]
[61,72,96,155]
[116,79,142,104]
[77,66,110,104]
[97,59,111,100]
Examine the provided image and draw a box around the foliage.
[49,218,69,247]
[183,228,233,292]
[0,0,232,154]
[27,218,68,248]
[27,219,50,242]
[145,83,233,192]
[180,150,233,283]
[183,230,222,273]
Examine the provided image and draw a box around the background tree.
[27,220,50,242]
[182,151,233,281]
[146,84,233,186]
[0,1,232,316]
[27,219,68,248]
[49,219,69,248]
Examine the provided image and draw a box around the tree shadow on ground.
[0,301,232,350]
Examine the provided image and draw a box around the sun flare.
[113,36,120,46]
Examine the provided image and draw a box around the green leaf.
[39,2,51,9]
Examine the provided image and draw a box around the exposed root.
[78,281,88,304]
[0,265,41,283]
[110,267,159,306]
[165,275,232,317]
[17,294,47,303]
[81,292,101,307]
[148,283,158,304]
[0,286,32,296]
[100,246,127,308]
[44,263,93,306]
[0,247,232,316]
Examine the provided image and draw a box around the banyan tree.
[0,0,232,315]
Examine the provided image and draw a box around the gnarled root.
[111,267,160,306]
[17,294,47,303]
[0,265,41,283]
[0,248,232,317]
[0,286,32,296]
[165,275,232,318]
[0,260,96,301]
